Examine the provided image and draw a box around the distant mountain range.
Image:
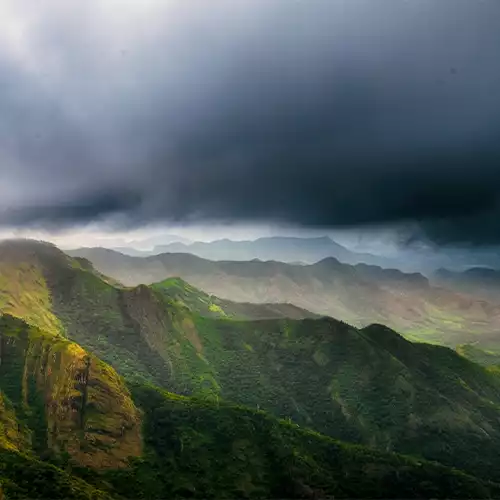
[113,236,396,267]
[109,235,500,275]
[435,266,500,300]
[3,239,500,498]
[153,236,373,264]
[68,246,500,349]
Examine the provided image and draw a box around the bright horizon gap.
[0,223,402,255]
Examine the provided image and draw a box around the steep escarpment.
[0,315,142,469]
[0,240,213,389]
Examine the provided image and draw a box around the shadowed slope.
[2,382,498,499]
[103,384,500,500]
[0,448,113,499]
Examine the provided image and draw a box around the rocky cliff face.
[0,314,142,469]
[0,391,26,451]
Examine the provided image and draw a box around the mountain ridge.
[434,266,500,301]
[1,252,499,497]
[113,235,402,270]
[68,245,500,348]
[4,240,500,483]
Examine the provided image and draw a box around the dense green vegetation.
[169,315,500,482]
[2,381,500,499]
[0,449,112,500]
[100,385,500,499]
[4,240,500,497]
[2,312,498,499]
[33,251,500,483]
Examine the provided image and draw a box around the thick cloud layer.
[1,0,500,244]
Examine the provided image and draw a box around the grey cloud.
[1,0,500,244]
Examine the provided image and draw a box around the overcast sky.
[1,0,500,248]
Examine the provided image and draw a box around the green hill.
[5,240,500,488]
[2,315,497,498]
[152,276,319,320]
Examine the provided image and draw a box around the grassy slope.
[0,314,142,470]
[457,343,500,366]
[0,241,191,387]
[0,254,64,335]
[68,247,500,347]
[152,277,319,320]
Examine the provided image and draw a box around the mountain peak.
[0,238,70,267]
[313,256,342,267]
[0,237,60,254]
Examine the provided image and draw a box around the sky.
[1,0,500,249]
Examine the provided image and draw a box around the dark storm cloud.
[1,0,500,244]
